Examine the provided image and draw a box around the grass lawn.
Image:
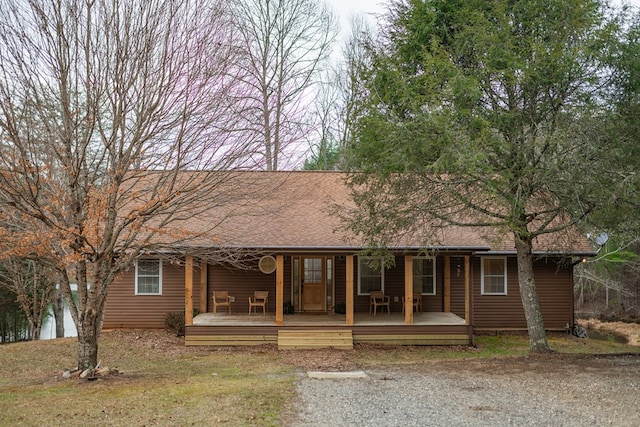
[0,329,638,426]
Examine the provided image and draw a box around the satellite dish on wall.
[595,232,609,246]
[258,256,277,274]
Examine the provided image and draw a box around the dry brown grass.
[1,328,638,426]
[0,330,295,426]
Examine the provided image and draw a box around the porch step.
[185,335,277,346]
[278,329,353,350]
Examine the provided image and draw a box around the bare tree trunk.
[76,319,99,370]
[515,236,551,353]
[53,290,65,338]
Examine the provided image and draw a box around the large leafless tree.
[0,0,256,370]
[230,0,338,170]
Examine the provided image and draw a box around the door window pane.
[304,258,322,283]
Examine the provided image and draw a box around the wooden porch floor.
[192,311,466,327]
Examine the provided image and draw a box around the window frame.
[135,259,163,295]
[357,256,384,295]
[481,256,507,295]
[413,256,436,295]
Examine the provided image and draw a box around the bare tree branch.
[230,0,338,170]
[0,0,259,370]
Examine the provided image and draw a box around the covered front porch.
[183,254,473,348]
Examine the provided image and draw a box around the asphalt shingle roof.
[172,171,593,255]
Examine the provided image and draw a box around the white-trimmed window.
[358,257,384,295]
[413,257,436,295]
[135,259,162,295]
[481,257,507,295]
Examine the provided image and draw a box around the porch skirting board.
[184,323,472,347]
[353,333,470,346]
[278,329,353,350]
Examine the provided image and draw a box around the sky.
[329,0,385,33]
[329,0,385,21]
[327,0,640,33]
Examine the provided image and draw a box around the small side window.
[135,259,162,295]
[481,257,507,295]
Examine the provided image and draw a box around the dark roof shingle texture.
[174,171,593,254]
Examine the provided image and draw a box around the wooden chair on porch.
[248,290,269,315]
[402,292,422,314]
[369,291,390,316]
[212,291,233,315]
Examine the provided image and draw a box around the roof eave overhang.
[180,245,493,254]
[152,246,596,257]
[481,250,597,257]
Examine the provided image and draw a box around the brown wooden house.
[103,171,594,348]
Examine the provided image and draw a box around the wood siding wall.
[103,253,574,332]
[103,262,189,329]
[351,255,447,314]
[206,263,282,314]
[472,257,573,330]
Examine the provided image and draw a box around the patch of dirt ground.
[577,318,640,345]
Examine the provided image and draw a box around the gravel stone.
[290,354,640,426]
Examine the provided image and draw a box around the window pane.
[412,258,430,275]
[326,258,333,307]
[359,258,383,294]
[138,277,157,294]
[485,277,504,294]
[484,259,504,275]
[482,258,506,294]
[137,260,160,294]
[360,261,379,276]
[138,277,158,294]
[413,258,434,294]
[360,276,381,293]
[138,260,159,275]
[420,277,435,294]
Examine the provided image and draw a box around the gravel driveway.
[291,354,640,426]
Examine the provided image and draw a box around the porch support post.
[464,255,470,323]
[345,255,354,326]
[185,256,194,326]
[199,260,208,314]
[404,255,413,325]
[444,256,451,313]
[276,255,284,326]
